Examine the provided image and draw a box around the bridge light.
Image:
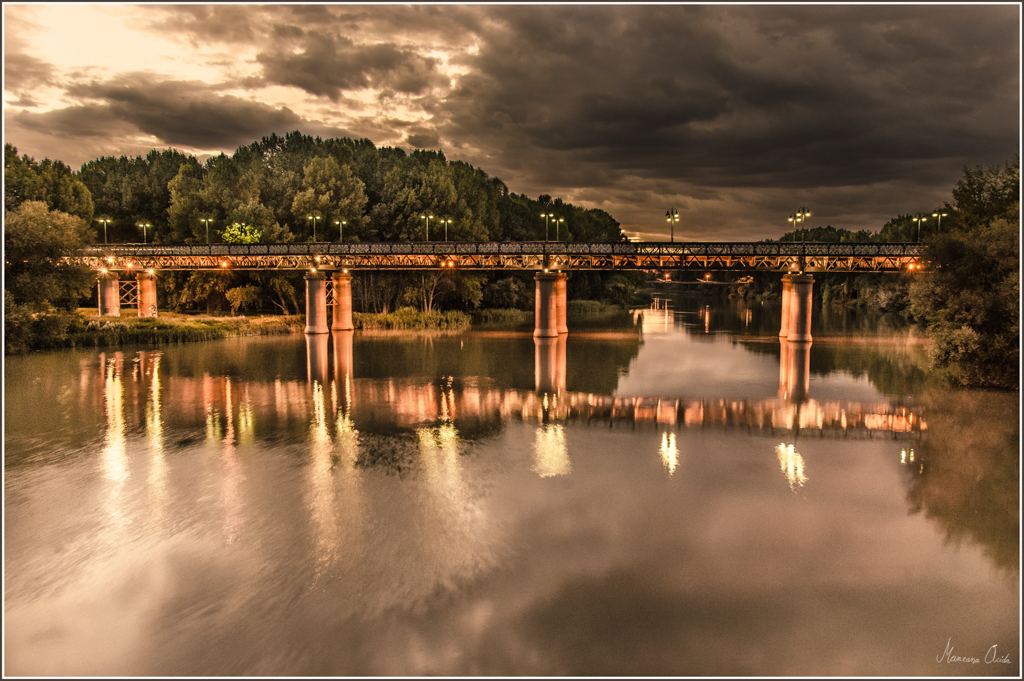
[220,261,228,268]
[343,268,348,274]
[106,256,114,263]
[100,268,108,274]
[147,269,154,274]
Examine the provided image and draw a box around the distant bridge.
[78,241,922,273]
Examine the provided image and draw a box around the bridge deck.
[77,241,922,273]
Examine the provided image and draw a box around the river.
[4,297,1019,676]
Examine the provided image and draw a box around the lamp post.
[307,215,321,241]
[136,221,151,244]
[200,217,213,243]
[555,217,564,240]
[97,218,111,244]
[420,213,434,240]
[541,212,553,241]
[441,218,453,241]
[788,207,811,238]
[666,208,679,242]
[932,210,947,236]
[335,220,346,242]
[912,213,928,242]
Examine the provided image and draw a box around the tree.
[291,156,367,240]
[908,218,1019,388]
[4,144,93,223]
[220,222,262,244]
[4,200,94,310]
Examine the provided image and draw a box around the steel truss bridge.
[77,241,922,273]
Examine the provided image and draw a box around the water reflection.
[221,377,245,544]
[100,353,128,529]
[532,423,570,477]
[142,352,168,524]
[775,443,807,492]
[659,432,679,475]
[778,340,811,403]
[534,336,567,394]
[5,321,1018,677]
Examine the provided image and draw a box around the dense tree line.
[4,133,637,337]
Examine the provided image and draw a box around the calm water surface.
[4,299,1019,676]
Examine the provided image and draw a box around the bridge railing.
[83,241,922,258]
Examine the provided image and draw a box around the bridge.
[80,240,921,272]
[76,241,923,341]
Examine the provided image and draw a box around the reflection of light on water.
[659,432,679,475]
[775,443,807,491]
[901,448,915,464]
[533,424,570,477]
[221,377,245,544]
[101,356,128,508]
[145,354,167,522]
[308,380,338,584]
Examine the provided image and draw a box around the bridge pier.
[778,274,792,339]
[331,271,354,331]
[556,273,568,335]
[787,274,814,342]
[304,271,329,335]
[137,272,157,318]
[98,272,120,317]
[534,272,559,338]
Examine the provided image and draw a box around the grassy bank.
[470,301,639,331]
[5,308,304,354]
[353,308,472,330]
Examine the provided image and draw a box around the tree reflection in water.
[901,390,1019,575]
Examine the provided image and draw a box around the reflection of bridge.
[307,330,926,440]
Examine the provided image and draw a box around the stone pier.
[304,271,329,335]
[331,271,354,331]
[98,272,120,317]
[534,271,559,338]
[137,272,157,318]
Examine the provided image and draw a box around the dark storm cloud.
[20,73,345,151]
[441,4,1018,193]
[254,32,449,100]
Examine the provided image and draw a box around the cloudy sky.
[3,3,1019,241]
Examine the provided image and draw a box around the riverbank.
[4,309,305,354]
[5,302,639,354]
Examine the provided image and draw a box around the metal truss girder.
[119,280,138,305]
[74,241,923,273]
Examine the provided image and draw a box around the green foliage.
[470,308,534,329]
[220,222,262,244]
[909,218,1019,388]
[483,276,532,310]
[225,284,261,314]
[353,307,471,330]
[4,201,95,310]
[5,144,94,223]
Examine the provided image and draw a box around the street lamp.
[441,218,453,241]
[788,207,811,238]
[912,213,928,242]
[307,215,321,241]
[555,217,565,240]
[335,220,347,242]
[541,212,554,241]
[136,221,151,244]
[666,208,679,243]
[932,210,948,236]
[420,213,434,240]
[97,218,111,244]
[200,217,213,243]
